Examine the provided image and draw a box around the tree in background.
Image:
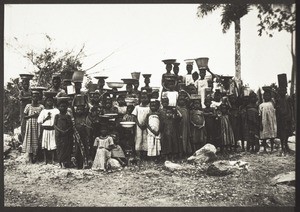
[256,4,296,96]
[197,4,251,87]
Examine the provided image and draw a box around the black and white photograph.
[3,2,296,207]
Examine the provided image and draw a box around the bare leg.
[51,150,55,164]
[270,138,274,153]
[262,139,267,152]
[43,150,47,165]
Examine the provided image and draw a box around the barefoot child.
[92,121,115,171]
[190,96,206,153]
[146,99,161,159]
[37,92,60,164]
[54,97,73,168]
[259,89,277,153]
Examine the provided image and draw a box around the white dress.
[92,136,114,171]
[132,105,151,151]
[147,114,161,156]
[195,79,208,109]
[259,102,277,139]
[37,108,60,150]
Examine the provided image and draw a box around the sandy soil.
[4,141,295,207]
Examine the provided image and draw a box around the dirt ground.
[4,139,295,207]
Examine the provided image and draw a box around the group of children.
[19,65,294,171]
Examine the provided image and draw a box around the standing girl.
[176,94,192,157]
[22,91,44,163]
[37,92,60,164]
[132,91,151,160]
[92,123,115,171]
[190,96,206,152]
[54,97,73,168]
[259,90,277,153]
[146,99,161,159]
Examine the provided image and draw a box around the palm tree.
[197,4,251,86]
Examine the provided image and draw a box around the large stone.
[206,160,236,176]
[270,171,295,186]
[107,158,122,170]
[164,161,184,172]
[187,143,217,164]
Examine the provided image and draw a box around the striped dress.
[22,104,44,155]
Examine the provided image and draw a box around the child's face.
[189,85,197,94]
[193,100,201,109]
[52,78,61,88]
[117,97,126,106]
[150,102,159,112]
[204,100,211,108]
[140,94,149,105]
[126,84,133,93]
[177,97,186,106]
[199,70,206,79]
[100,128,108,136]
[214,93,221,102]
[32,93,39,102]
[76,105,85,114]
[59,102,68,113]
[166,64,172,72]
[152,91,159,99]
[22,81,29,90]
[173,67,179,75]
[46,98,54,107]
[263,92,271,102]
[161,99,169,107]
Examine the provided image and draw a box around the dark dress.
[54,113,73,164]
[159,108,179,155]
[190,109,206,148]
[243,104,260,146]
[276,95,293,140]
[177,106,192,155]
[203,107,216,145]
[229,106,241,143]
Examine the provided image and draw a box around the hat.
[131,72,141,80]
[142,74,152,78]
[72,70,85,83]
[52,73,61,80]
[19,74,34,80]
[43,91,57,98]
[122,78,138,85]
[184,59,194,66]
[56,97,70,105]
[277,73,287,88]
[162,59,176,65]
[194,57,209,69]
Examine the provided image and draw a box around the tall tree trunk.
[234,19,241,87]
[290,31,296,96]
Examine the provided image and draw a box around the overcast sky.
[4,4,294,90]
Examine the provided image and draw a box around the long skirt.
[56,132,73,163]
[92,148,111,171]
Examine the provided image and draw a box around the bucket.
[72,70,85,82]
[195,57,209,69]
[131,72,141,80]
[277,73,287,88]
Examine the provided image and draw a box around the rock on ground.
[164,161,184,172]
[270,171,295,186]
[206,160,236,176]
[187,143,217,164]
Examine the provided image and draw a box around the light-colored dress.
[92,136,114,171]
[37,108,60,150]
[147,114,161,156]
[195,79,208,108]
[132,104,151,151]
[184,74,194,86]
[259,102,277,139]
[22,104,44,155]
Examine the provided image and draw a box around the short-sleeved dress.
[22,104,44,155]
[259,102,277,139]
[190,109,206,148]
[146,113,161,156]
[37,108,60,150]
[92,136,114,171]
[132,104,151,151]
